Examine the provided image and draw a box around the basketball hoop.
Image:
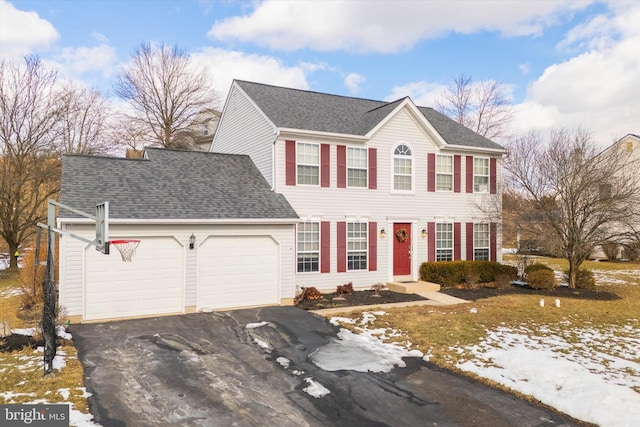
[109,240,140,262]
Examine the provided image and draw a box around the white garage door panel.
[199,236,278,310]
[85,237,183,320]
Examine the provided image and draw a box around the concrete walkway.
[311,291,468,316]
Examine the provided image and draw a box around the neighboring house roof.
[235,80,505,151]
[60,148,298,220]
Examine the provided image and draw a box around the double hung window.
[297,143,319,185]
[297,222,319,272]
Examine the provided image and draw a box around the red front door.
[393,223,411,276]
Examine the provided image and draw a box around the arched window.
[393,144,413,191]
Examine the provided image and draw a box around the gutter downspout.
[271,129,280,191]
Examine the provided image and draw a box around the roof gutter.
[278,127,369,142]
[440,144,509,155]
[58,217,301,225]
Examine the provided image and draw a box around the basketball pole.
[37,200,108,377]
[42,225,56,376]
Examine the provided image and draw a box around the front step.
[386,280,441,294]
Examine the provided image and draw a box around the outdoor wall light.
[380,228,386,238]
[189,234,196,250]
[421,228,427,238]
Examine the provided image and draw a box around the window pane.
[394,156,412,190]
[436,223,453,261]
[473,158,489,192]
[297,143,319,185]
[436,155,453,191]
[297,222,320,273]
[347,222,367,270]
[394,144,412,156]
[473,223,490,261]
[347,147,367,187]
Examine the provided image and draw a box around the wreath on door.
[395,228,408,242]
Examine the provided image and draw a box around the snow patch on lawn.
[454,325,640,427]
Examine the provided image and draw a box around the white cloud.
[189,47,310,100]
[208,0,591,53]
[344,73,366,94]
[45,44,118,79]
[0,0,59,59]
[385,81,448,107]
[512,2,640,146]
[519,63,531,75]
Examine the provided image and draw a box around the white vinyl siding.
[211,84,276,186]
[436,154,453,191]
[436,223,453,261]
[297,142,319,185]
[474,223,490,261]
[347,147,367,188]
[474,157,490,193]
[271,107,503,290]
[347,222,368,270]
[393,144,413,191]
[297,222,319,273]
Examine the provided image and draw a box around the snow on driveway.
[454,323,640,427]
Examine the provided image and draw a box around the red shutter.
[427,153,436,192]
[466,223,474,260]
[454,155,461,193]
[490,157,497,194]
[427,222,436,262]
[285,140,296,186]
[490,222,497,262]
[337,145,346,188]
[368,148,377,189]
[321,221,330,273]
[337,222,346,272]
[321,144,330,188]
[466,156,473,193]
[368,221,377,271]
[454,222,461,260]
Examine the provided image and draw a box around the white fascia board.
[58,217,300,225]
[278,127,369,142]
[440,144,509,155]
[365,98,449,148]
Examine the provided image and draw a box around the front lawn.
[330,257,640,426]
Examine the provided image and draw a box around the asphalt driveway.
[72,307,581,427]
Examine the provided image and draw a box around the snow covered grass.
[0,271,100,426]
[330,260,640,426]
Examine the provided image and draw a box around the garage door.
[84,237,184,321]
[198,236,279,310]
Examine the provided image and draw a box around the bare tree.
[0,56,113,269]
[56,83,113,155]
[504,129,640,288]
[114,43,218,149]
[437,74,513,140]
[0,56,62,269]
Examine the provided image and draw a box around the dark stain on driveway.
[72,306,583,426]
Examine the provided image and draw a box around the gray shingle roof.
[60,148,298,220]
[236,80,505,151]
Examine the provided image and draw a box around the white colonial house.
[212,81,508,291]
[57,80,508,323]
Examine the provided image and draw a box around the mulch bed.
[295,284,621,311]
[295,290,427,311]
[440,284,621,301]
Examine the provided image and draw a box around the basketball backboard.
[95,201,109,254]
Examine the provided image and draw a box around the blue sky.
[2,0,639,146]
